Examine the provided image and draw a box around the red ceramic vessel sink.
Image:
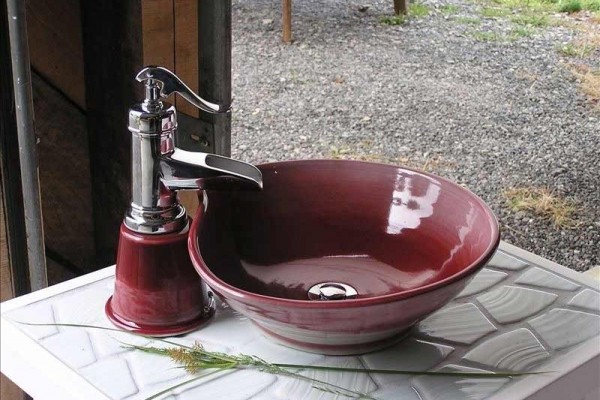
[189,160,500,355]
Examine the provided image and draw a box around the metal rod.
[1,0,31,297]
[6,0,48,291]
[198,0,232,157]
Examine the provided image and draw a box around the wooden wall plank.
[142,0,175,71]
[32,72,96,272]
[26,0,94,281]
[26,0,85,108]
[174,0,199,118]
[142,0,199,117]
[142,0,201,216]
[175,0,200,215]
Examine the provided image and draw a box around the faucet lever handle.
[136,66,230,114]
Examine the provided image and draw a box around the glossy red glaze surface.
[106,222,213,336]
[188,160,500,354]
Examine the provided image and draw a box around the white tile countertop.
[1,241,599,400]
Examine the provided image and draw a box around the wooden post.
[282,0,292,43]
[394,0,408,15]
[198,0,232,157]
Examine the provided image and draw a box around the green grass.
[380,14,407,25]
[560,0,583,12]
[440,4,460,13]
[509,26,536,39]
[456,16,483,24]
[472,31,503,41]
[558,0,600,13]
[471,27,535,42]
[558,42,595,56]
[559,0,600,12]
[586,0,600,10]
[410,3,432,16]
[380,2,430,24]
[475,0,600,109]
[558,43,579,56]
[481,6,511,17]
[491,0,556,12]
[511,14,549,26]
[486,0,599,13]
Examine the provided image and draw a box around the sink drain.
[308,282,358,301]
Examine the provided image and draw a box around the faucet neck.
[126,102,187,234]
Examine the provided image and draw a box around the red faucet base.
[105,296,213,337]
[106,222,213,336]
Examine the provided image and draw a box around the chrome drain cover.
[308,282,358,301]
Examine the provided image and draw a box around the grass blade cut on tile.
[16,322,549,400]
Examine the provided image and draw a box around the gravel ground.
[229,0,600,271]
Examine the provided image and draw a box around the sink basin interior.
[196,160,497,301]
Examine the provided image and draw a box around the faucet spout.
[161,149,263,191]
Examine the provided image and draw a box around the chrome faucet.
[125,66,263,234]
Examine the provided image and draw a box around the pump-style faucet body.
[105,66,262,336]
[126,66,262,234]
